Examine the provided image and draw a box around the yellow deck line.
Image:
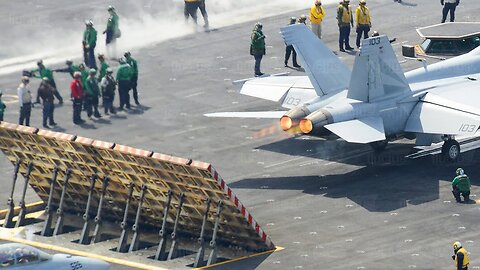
[0,234,169,270]
[195,246,284,269]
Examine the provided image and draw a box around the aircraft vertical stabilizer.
[348,36,411,103]
[280,24,351,97]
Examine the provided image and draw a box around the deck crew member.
[37,77,57,128]
[452,168,471,203]
[285,17,301,68]
[337,0,354,52]
[71,72,86,124]
[310,0,325,39]
[355,0,371,48]
[17,76,32,126]
[441,0,460,23]
[452,241,469,270]
[250,22,266,77]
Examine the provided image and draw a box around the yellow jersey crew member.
[452,241,469,270]
[310,0,325,39]
[337,0,354,52]
[355,0,371,48]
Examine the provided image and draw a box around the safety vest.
[339,5,352,24]
[455,248,470,269]
[356,6,371,26]
[310,5,326,24]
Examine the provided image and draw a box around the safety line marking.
[195,246,284,269]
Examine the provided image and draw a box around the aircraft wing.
[280,24,351,96]
[324,117,386,143]
[240,76,318,109]
[405,77,480,136]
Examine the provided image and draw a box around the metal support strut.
[154,190,173,261]
[128,184,147,252]
[117,182,134,253]
[15,162,34,228]
[194,197,212,267]
[3,159,21,228]
[40,166,59,236]
[79,174,97,245]
[53,169,72,236]
[167,193,185,261]
[207,200,224,266]
[91,175,110,244]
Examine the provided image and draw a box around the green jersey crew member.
[85,69,102,119]
[124,52,140,105]
[83,20,97,69]
[97,54,109,81]
[250,22,266,77]
[104,6,120,58]
[452,241,469,270]
[116,58,133,110]
[452,168,471,203]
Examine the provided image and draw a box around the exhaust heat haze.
[0,0,337,75]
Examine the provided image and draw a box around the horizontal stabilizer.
[233,72,290,86]
[280,24,351,96]
[240,76,318,109]
[325,117,386,143]
[204,111,287,119]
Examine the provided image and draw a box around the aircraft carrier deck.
[0,0,480,269]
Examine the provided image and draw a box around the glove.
[103,30,106,34]
[452,255,455,260]
[441,0,444,5]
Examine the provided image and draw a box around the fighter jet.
[0,243,110,269]
[207,24,480,160]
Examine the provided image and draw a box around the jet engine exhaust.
[279,106,311,131]
[299,109,332,135]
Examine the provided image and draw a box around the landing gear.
[442,139,460,161]
[370,140,388,152]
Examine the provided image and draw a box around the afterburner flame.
[299,119,313,134]
[280,116,293,131]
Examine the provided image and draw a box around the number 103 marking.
[459,124,477,133]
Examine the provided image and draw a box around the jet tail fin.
[348,35,411,103]
[280,24,351,97]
